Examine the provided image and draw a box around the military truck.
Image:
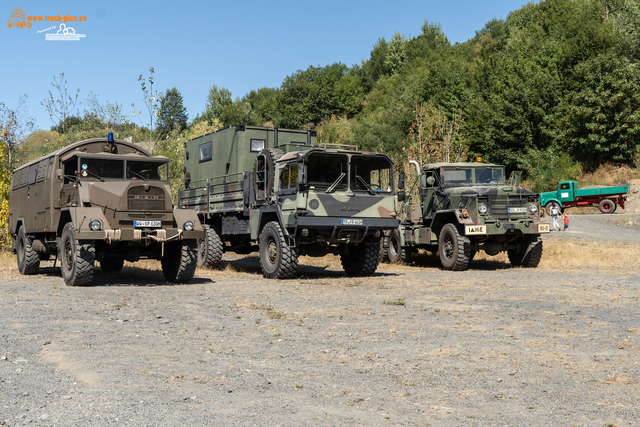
[382,160,549,270]
[178,125,399,279]
[8,134,203,286]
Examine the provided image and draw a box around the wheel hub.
[267,240,278,264]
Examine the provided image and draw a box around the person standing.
[550,204,560,231]
[563,214,569,231]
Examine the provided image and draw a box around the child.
[563,214,569,231]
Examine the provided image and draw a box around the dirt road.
[1,213,639,426]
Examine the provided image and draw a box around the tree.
[132,67,159,142]
[202,85,233,124]
[41,73,80,142]
[1,94,35,171]
[155,87,188,139]
[84,92,128,132]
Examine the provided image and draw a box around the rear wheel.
[438,224,471,271]
[162,240,198,283]
[341,241,381,277]
[386,229,409,263]
[59,223,95,286]
[100,258,124,273]
[259,221,298,279]
[598,199,616,214]
[508,235,543,268]
[197,224,223,267]
[17,226,40,275]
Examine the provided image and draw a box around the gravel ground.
[1,213,639,426]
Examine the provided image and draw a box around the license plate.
[538,223,550,233]
[508,207,527,213]
[341,219,363,225]
[134,220,161,228]
[465,225,486,235]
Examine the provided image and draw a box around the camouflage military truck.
[382,160,549,270]
[178,125,399,279]
[8,134,204,286]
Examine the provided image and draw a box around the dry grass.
[579,163,639,187]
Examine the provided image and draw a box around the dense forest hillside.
[2,0,639,248]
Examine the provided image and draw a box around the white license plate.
[341,219,363,225]
[134,220,161,228]
[538,223,550,233]
[465,225,486,235]
[508,207,527,213]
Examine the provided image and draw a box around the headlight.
[479,204,488,214]
[529,204,538,213]
[183,221,194,231]
[89,220,102,231]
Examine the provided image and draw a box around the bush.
[518,148,582,193]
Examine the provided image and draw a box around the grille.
[489,196,527,220]
[127,186,166,211]
[128,213,167,219]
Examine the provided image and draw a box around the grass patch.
[383,298,406,306]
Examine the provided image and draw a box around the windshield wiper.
[83,170,104,182]
[357,175,376,195]
[325,172,345,193]
[127,169,148,181]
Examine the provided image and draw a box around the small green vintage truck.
[540,181,629,214]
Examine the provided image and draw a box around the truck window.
[442,168,472,186]
[560,183,570,190]
[36,159,48,183]
[28,164,38,185]
[11,170,20,190]
[250,139,265,152]
[19,167,29,187]
[279,163,298,189]
[351,156,392,192]
[306,153,347,190]
[199,141,212,162]
[474,168,504,184]
[127,161,168,181]
[80,158,124,179]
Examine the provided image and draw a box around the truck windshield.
[474,167,505,184]
[80,159,124,179]
[351,155,393,193]
[441,167,505,186]
[127,161,169,181]
[306,153,348,190]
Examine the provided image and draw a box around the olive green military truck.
[9,134,204,286]
[382,161,549,270]
[178,125,399,279]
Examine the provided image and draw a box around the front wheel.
[438,224,471,271]
[386,229,410,263]
[59,223,95,286]
[341,241,381,277]
[508,235,543,268]
[546,201,563,215]
[598,199,616,214]
[17,226,40,275]
[162,240,198,283]
[259,221,298,279]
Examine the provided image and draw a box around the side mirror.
[56,169,63,181]
[426,176,435,186]
[397,172,405,190]
[184,172,191,188]
[397,191,406,202]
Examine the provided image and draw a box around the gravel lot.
[1,213,639,426]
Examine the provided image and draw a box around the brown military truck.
[8,134,203,286]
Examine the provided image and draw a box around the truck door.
[558,182,574,203]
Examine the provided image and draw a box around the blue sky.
[2,0,529,132]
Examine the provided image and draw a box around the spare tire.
[253,148,284,201]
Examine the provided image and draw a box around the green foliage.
[41,72,80,142]
[518,148,582,192]
[1,94,35,171]
[203,85,233,124]
[276,63,364,129]
[0,138,10,249]
[132,67,159,142]
[14,130,64,166]
[243,87,279,125]
[156,87,188,139]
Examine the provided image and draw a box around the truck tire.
[341,240,381,277]
[17,225,40,275]
[386,229,409,263]
[162,240,198,283]
[254,148,284,201]
[59,223,95,286]
[546,201,563,215]
[198,224,223,268]
[100,258,124,273]
[438,224,471,271]
[259,221,298,279]
[508,235,543,268]
[598,199,616,214]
